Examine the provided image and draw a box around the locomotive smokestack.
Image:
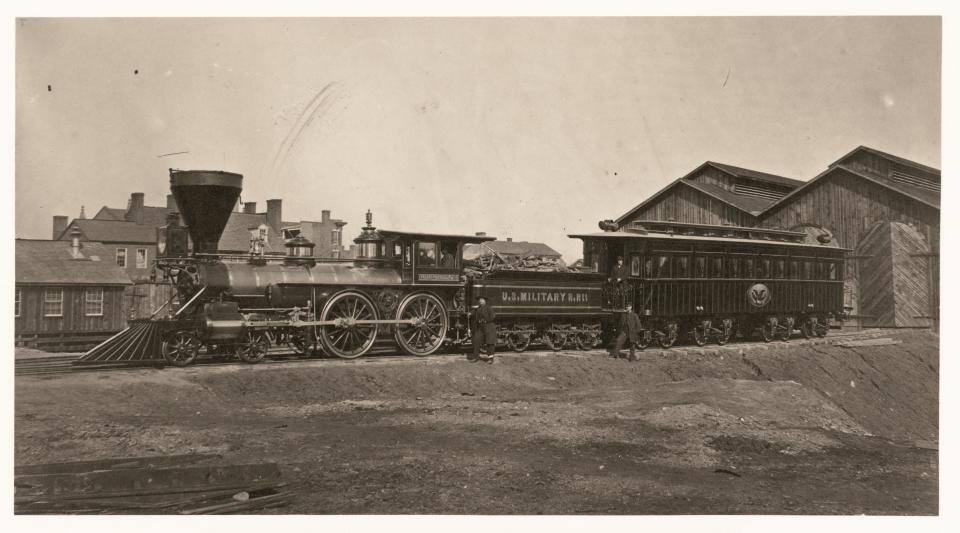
[169,169,243,255]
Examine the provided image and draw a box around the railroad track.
[14,329,908,377]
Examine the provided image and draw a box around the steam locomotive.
[137,169,844,367]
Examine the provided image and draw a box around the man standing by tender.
[470,296,498,364]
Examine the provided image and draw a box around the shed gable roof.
[15,240,132,285]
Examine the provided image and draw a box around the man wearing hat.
[608,256,628,309]
[470,296,498,363]
[611,303,643,361]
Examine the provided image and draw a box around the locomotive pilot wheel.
[319,291,380,359]
[236,330,270,363]
[394,292,449,356]
[161,331,200,367]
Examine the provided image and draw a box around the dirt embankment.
[15,330,938,514]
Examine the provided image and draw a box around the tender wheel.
[544,330,566,351]
[658,322,679,349]
[161,330,200,367]
[319,291,379,359]
[717,319,733,345]
[236,330,270,363]
[506,332,532,352]
[394,292,448,356]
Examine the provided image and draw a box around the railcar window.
[710,256,723,278]
[828,261,838,280]
[726,257,739,278]
[630,255,641,277]
[774,259,786,279]
[674,256,689,278]
[656,255,670,278]
[417,242,438,267]
[815,261,825,280]
[693,256,705,278]
[743,258,755,278]
[802,261,812,280]
[789,260,799,279]
[758,258,771,279]
[643,256,654,278]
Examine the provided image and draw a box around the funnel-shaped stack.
[169,170,243,254]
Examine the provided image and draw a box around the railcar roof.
[568,231,851,251]
[377,229,497,243]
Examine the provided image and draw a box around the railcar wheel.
[395,292,448,356]
[778,317,795,342]
[658,322,679,349]
[575,330,599,350]
[760,318,776,343]
[814,316,829,338]
[319,291,379,359]
[161,331,200,367]
[506,332,531,352]
[691,322,708,347]
[236,330,269,363]
[636,330,652,350]
[800,318,813,339]
[717,319,734,346]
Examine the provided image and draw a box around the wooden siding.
[758,169,939,252]
[689,166,736,191]
[855,223,896,327]
[14,285,127,335]
[890,223,932,327]
[624,185,755,227]
[635,279,843,318]
[123,282,177,319]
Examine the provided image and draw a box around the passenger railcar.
[572,220,847,347]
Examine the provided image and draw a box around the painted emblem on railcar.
[747,283,771,308]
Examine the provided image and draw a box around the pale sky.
[15,17,941,260]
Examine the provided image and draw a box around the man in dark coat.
[471,296,497,363]
[611,303,643,361]
[608,256,628,308]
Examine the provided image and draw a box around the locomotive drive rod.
[241,319,421,327]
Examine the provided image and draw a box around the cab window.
[439,241,458,268]
[417,242,437,267]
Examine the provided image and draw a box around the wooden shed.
[15,239,132,351]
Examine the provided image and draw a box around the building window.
[43,288,63,317]
[116,248,127,267]
[15,288,21,317]
[85,288,104,316]
[136,248,148,269]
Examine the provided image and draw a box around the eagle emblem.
[747,283,771,307]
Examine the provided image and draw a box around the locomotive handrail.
[174,287,206,317]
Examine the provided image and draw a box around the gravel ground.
[14,329,938,514]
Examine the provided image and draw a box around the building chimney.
[69,227,83,258]
[322,210,331,223]
[52,216,68,239]
[475,232,486,237]
[506,237,513,242]
[127,192,145,224]
[167,194,177,210]
[266,199,282,233]
[79,205,86,219]
[243,202,257,214]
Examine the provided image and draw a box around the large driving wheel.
[395,292,448,356]
[236,330,270,363]
[319,291,379,359]
[161,330,200,367]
